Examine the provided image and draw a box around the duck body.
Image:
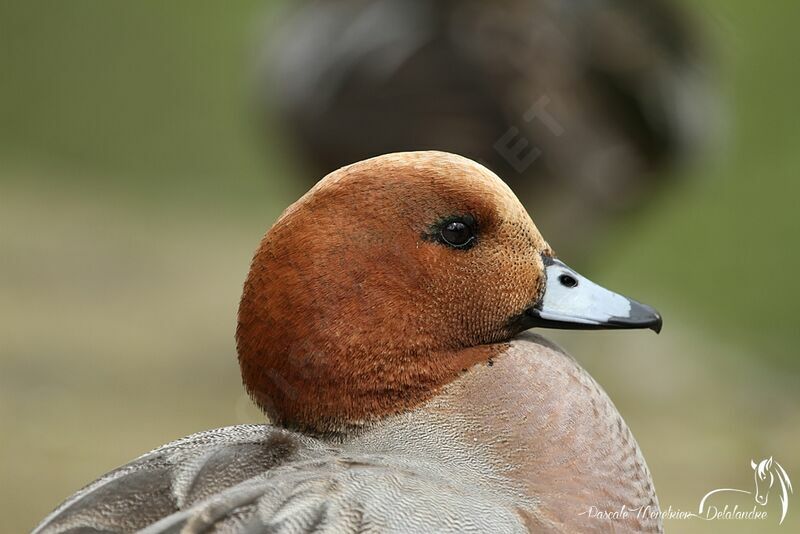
[35,152,663,533]
[35,334,659,533]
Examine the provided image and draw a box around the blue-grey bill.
[526,257,662,333]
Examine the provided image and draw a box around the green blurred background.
[1,1,798,532]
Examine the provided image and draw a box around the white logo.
[698,457,793,525]
[577,457,793,525]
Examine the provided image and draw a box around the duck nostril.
[558,274,578,288]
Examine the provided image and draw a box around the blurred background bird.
[267,0,715,258]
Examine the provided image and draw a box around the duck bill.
[524,257,662,333]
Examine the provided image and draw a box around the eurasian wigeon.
[35,151,663,533]
[268,0,713,257]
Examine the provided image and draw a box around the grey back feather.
[34,425,527,533]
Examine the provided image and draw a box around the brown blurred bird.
[266,0,714,257]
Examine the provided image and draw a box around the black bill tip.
[651,313,663,334]
[609,301,663,334]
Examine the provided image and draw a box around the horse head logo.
[751,457,793,523]
[698,457,793,524]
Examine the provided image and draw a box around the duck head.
[237,151,660,433]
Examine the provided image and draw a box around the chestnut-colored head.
[236,151,661,432]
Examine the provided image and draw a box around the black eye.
[440,218,476,249]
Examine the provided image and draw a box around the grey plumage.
[35,334,661,533]
[35,425,527,533]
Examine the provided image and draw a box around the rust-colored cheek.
[237,290,505,432]
[235,230,513,433]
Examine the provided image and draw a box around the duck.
[267,0,714,258]
[35,151,664,533]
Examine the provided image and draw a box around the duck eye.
[440,219,475,249]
